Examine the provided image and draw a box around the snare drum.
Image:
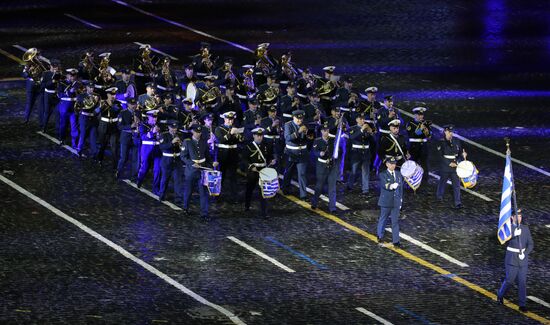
[258,167,279,199]
[456,160,478,188]
[400,160,424,191]
[201,170,222,196]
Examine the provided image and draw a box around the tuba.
[199,86,222,106]
[80,51,96,77]
[96,53,114,83]
[23,48,48,83]
[161,57,174,88]
[139,44,156,77]
[260,86,279,104]
[316,79,337,96]
[280,53,297,80]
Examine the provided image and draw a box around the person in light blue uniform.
[181,124,218,219]
[282,110,309,199]
[497,209,534,312]
[376,156,404,247]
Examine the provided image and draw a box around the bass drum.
[456,160,479,188]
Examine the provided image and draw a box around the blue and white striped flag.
[497,153,513,244]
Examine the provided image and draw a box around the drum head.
[259,167,278,180]
[186,82,197,102]
[456,161,475,178]
[400,160,417,177]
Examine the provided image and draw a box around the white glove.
[519,253,525,260]
[514,227,522,237]
[389,183,399,190]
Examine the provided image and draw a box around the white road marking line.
[277,175,349,211]
[385,228,469,267]
[37,131,82,157]
[112,1,254,53]
[428,172,493,202]
[64,13,103,29]
[12,44,50,64]
[133,42,178,60]
[227,236,296,273]
[122,179,182,211]
[398,108,550,178]
[0,175,246,325]
[356,307,394,325]
[528,296,550,309]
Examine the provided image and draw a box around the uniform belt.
[365,119,374,123]
[44,89,56,94]
[100,117,119,123]
[339,107,351,112]
[379,129,390,134]
[297,92,307,98]
[192,158,206,163]
[134,72,145,77]
[122,130,133,133]
[320,95,336,101]
[352,144,370,149]
[444,155,457,159]
[236,93,248,99]
[252,163,266,167]
[507,247,521,253]
[156,85,168,91]
[217,144,238,149]
[142,140,160,145]
[317,158,329,163]
[286,144,307,150]
[80,112,95,117]
[159,119,168,124]
[196,72,208,77]
[60,97,76,102]
[162,152,180,157]
[94,85,106,89]
[282,113,292,118]
[118,100,127,104]
[328,133,336,138]
[264,135,280,139]
[409,138,428,143]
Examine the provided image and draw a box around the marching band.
[19,42,478,220]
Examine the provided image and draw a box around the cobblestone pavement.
[1,1,550,324]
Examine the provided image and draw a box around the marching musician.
[22,48,48,124]
[157,93,178,131]
[376,95,400,136]
[347,113,374,196]
[218,85,243,126]
[376,156,404,247]
[179,97,199,132]
[57,68,82,148]
[156,56,177,94]
[215,111,244,203]
[334,76,354,120]
[94,52,115,97]
[357,86,380,167]
[177,64,198,100]
[75,81,100,157]
[311,122,341,213]
[243,97,261,139]
[181,124,219,219]
[497,209,534,312]
[158,121,184,205]
[406,107,432,187]
[378,119,409,167]
[436,124,466,209]
[244,127,276,217]
[281,110,309,199]
[114,68,137,108]
[278,82,299,123]
[325,106,349,179]
[138,82,157,111]
[95,87,121,168]
[261,106,283,164]
[116,97,140,180]
[134,44,157,90]
[200,113,217,157]
[192,42,215,78]
[318,66,338,116]
[40,59,61,132]
[215,57,237,88]
[78,49,97,82]
[136,110,162,195]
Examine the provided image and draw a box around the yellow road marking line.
[0,48,25,64]
[15,309,31,313]
[281,193,550,324]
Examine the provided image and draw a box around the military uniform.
[311,126,341,212]
[181,125,215,218]
[95,88,121,168]
[260,108,283,163]
[22,55,46,124]
[244,128,274,217]
[215,111,244,202]
[347,118,374,194]
[436,125,464,208]
[114,70,137,108]
[158,123,184,204]
[57,70,81,147]
[406,107,432,186]
[136,113,162,195]
[282,110,309,199]
[116,98,140,180]
[40,62,61,131]
[497,219,534,310]
[75,86,100,156]
[377,157,404,246]
[378,119,408,167]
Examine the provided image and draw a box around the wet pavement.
[1,1,550,324]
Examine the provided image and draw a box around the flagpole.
[504,138,519,217]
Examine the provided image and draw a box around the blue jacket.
[505,223,534,267]
[378,169,403,208]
